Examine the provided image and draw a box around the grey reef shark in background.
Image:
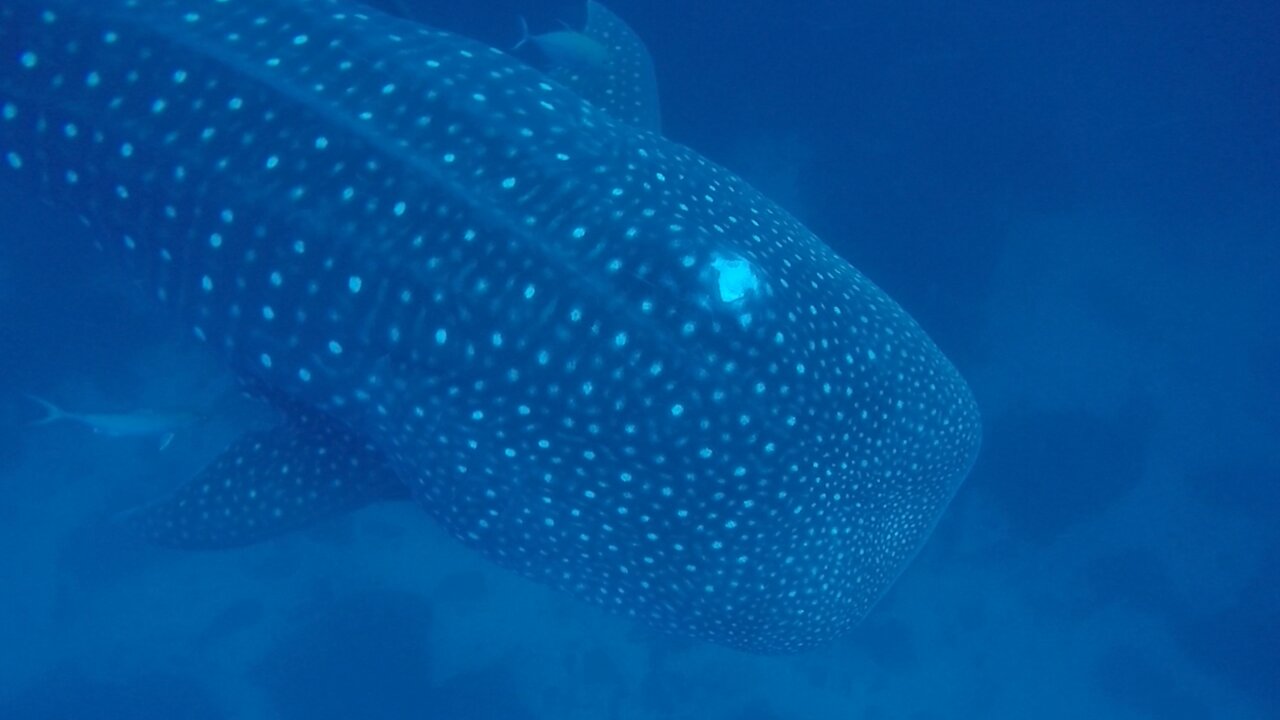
[0,0,980,653]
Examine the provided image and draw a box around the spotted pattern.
[0,0,980,652]
[125,396,408,549]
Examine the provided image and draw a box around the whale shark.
[0,0,980,653]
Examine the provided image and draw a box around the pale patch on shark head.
[709,254,762,304]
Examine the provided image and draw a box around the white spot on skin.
[711,255,760,303]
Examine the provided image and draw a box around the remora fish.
[24,393,201,447]
[0,0,980,653]
[24,394,195,436]
[514,1,661,131]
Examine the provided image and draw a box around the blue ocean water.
[0,0,1275,718]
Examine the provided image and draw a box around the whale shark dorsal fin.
[528,1,661,132]
[119,401,408,550]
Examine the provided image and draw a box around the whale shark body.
[0,0,980,653]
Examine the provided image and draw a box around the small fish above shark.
[0,0,980,652]
[514,0,662,131]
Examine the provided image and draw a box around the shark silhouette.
[0,0,980,653]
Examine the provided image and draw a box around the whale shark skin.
[0,0,980,653]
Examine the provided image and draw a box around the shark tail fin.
[512,15,531,51]
[23,394,65,426]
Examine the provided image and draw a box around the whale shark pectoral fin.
[118,413,409,550]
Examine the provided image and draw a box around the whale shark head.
[0,0,980,652]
